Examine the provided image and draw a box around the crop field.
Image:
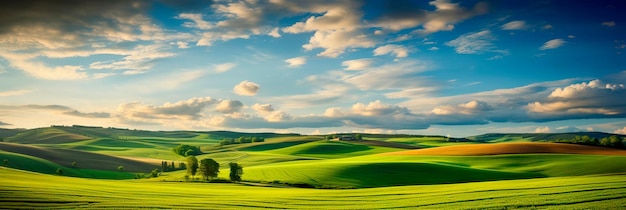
[1,126,626,208]
[1,167,625,209]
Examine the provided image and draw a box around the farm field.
[1,126,626,208]
[1,167,626,209]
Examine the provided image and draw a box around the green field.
[1,167,625,209]
[1,126,626,208]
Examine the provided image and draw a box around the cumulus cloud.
[432,100,493,115]
[614,127,626,135]
[233,80,260,96]
[342,58,374,70]
[352,100,410,116]
[535,126,551,133]
[446,30,506,55]
[602,21,616,27]
[373,44,410,58]
[372,0,488,34]
[527,80,626,117]
[117,97,215,121]
[540,38,566,50]
[215,100,244,114]
[0,1,191,79]
[501,20,527,30]
[252,103,274,113]
[214,62,237,73]
[302,29,377,58]
[264,111,292,122]
[285,56,307,68]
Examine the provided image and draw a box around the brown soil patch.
[382,142,626,156]
[0,142,159,172]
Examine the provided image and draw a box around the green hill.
[263,140,404,159]
[469,132,626,143]
[0,142,158,172]
[4,127,91,144]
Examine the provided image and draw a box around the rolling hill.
[383,142,626,156]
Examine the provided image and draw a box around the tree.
[56,168,64,175]
[172,144,202,157]
[118,166,124,171]
[199,158,220,181]
[610,135,624,148]
[186,156,198,180]
[151,169,160,177]
[355,134,363,141]
[229,162,243,182]
[3,159,8,167]
[72,161,78,168]
[600,137,611,147]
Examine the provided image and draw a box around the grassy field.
[1,167,625,209]
[2,126,626,208]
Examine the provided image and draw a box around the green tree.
[56,168,64,175]
[600,137,611,147]
[355,134,363,140]
[72,161,78,168]
[3,159,8,167]
[172,144,202,157]
[151,169,160,177]
[199,158,220,181]
[186,156,198,180]
[609,135,624,148]
[229,162,243,182]
[118,166,124,171]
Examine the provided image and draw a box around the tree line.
[554,135,625,149]
[219,136,265,146]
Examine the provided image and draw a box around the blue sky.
[1,0,625,137]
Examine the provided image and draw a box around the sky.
[1,0,625,137]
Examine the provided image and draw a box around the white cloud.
[176,41,190,49]
[373,44,410,58]
[446,30,506,55]
[0,52,88,80]
[116,97,215,121]
[540,38,566,50]
[233,80,260,96]
[214,62,238,73]
[542,24,553,30]
[215,100,244,114]
[343,60,433,91]
[0,89,33,97]
[527,79,626,116]
[285,56,307,68]
[428,46,439,51]
[535,126,551,133]
[342,58,374,70]
[432,100,493,115]
[602,21,616,27]
[501,20,527,30]
[614,127,626,135]
[352,100,410,116]
[177,13,213,30]
[302,29,377,58]
[264,111,292,122]
[252,103,274,113]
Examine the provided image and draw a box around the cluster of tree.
[554,135,624,149]
[185,155,243,182]
[160,161,186,172]
[219,136,265,146]
[172,144,202,157]
[446,137,472,142]
[324,134,363,141]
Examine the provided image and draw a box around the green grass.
[263,140,403,159]
[0,151,136,179]
[375,137,477,148]
[1,167,625,209]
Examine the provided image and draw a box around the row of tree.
[324,134,363,140]
[219,136,265,146]
[161,161,186,172]
[554,135,624,149]
[185,156,243,182]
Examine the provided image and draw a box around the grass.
[375,137,476,148]
[263,140,403,159]
[1,167,625,209]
